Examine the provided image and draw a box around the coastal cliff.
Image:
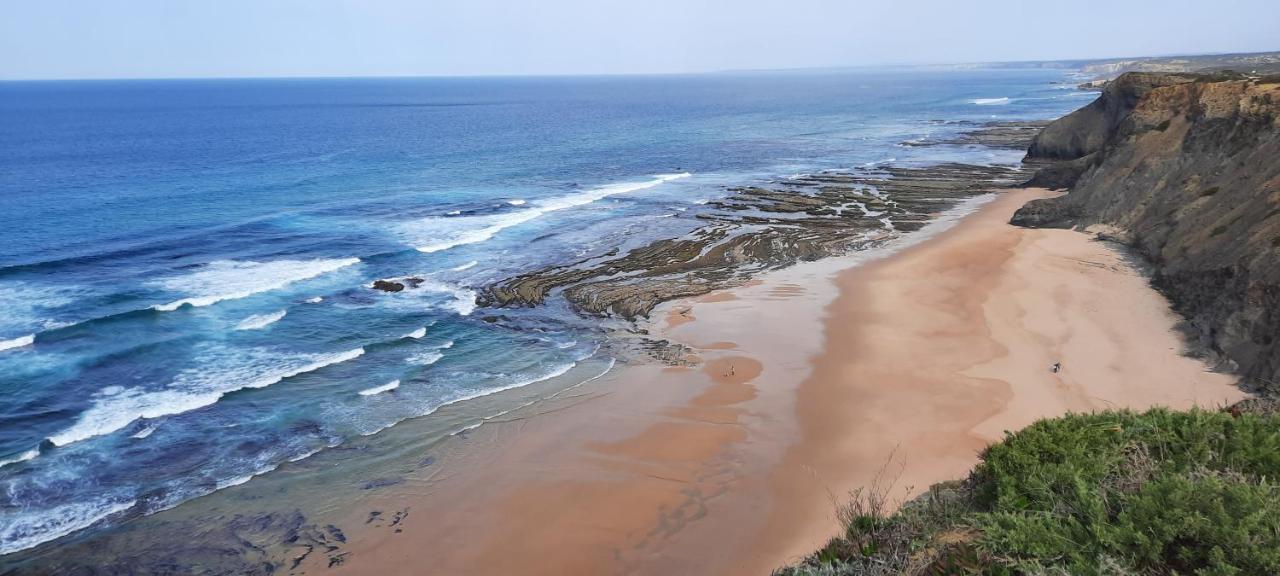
[1013,72,1280,387]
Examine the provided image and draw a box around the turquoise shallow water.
[0,69,1092,554]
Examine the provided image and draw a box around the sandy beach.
[319,188,1245,575]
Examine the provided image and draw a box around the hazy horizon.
[2,0,1279,81]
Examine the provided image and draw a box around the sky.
[1,0,1277,80]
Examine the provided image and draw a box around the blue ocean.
[0,69,1091,554]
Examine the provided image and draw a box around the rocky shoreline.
[477,156,1036,321]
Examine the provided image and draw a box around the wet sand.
[324,188,1244,575]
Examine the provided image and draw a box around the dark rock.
[902,120,1051,150]
[1008,197,1079,229]
[372,279,405,292]
[358,477,403,490]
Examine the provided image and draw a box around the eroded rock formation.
[1013,73,1280,386]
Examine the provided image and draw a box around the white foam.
[451,260,479,272]
[408,173,691,253]
[972,97,1011,105]
[408,340,453,366]
[305,296,324,304]
[403,327,427,339]
[507,199,526,206]
[234,309,287,330]
[442,362,577,412]
[0,447,39,469]
[0,334,34,352]
[359,362,581,440]
[416,280,477,316]
[359,380,400,396]
[0,282,77,340]
[48,347,365,447]
[0,498,136,555]
[152,258,359,311]
[131,423,158,439]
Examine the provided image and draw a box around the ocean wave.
[425,281,477,316]
[234,309,287,330]
[151,258,360,311]
[971,97,1011,106]
[47,347,365,447]
[451,260,478,272]
[408,340,453,366]
[0,282,79,336]
[506,199,526,206]
[358,380,400,396]
[0,334,34,352]
[407,173,691,253]
[0,497,137,556]
[0,447,39,469]
[403,327,427,339]
[305,296,324,304]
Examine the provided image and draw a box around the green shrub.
[778,408,1280,576]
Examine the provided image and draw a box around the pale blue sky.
[2,0,1277,80]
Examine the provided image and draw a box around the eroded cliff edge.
[1012,72,1280,386]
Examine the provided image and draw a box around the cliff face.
[1013,73,1280,386]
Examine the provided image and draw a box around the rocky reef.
[1013,72,1280,386]
[902,120,1050,150]
[479,162,1027,319]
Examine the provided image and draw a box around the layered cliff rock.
[1013,73,1280,386]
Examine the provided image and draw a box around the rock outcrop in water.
[1013,72,1280,386]
[480,163,1027,319]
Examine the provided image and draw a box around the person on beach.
[1051,362,1061,373]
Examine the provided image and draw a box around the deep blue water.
[0,69,1092,554]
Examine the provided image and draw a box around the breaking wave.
[47,347,366,447]
[0,334,34,352]
[406,173,690,253]
[234,310,286,330]
[152,258,359,311]
[358,380,400,396]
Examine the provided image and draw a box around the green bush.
[778,408,1280,576]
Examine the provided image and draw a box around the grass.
[777,407,1280,576]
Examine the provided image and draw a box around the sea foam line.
[152,258,359,311]
[234,310,287,330]
[47,347,366,447]
[0,447,39,469]
[410,173,690,254]
[0,334,34,352]
[359,380,400,396]
[455,357,617,435]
